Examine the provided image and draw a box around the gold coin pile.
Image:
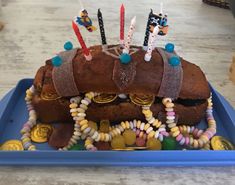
[130,94,155,106]
[211,136,234,150]
[93,94,117,104]
[0,140,24,151]
[30,124,53,143]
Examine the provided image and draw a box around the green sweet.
[69,143,85,150]
[162,137,177,150]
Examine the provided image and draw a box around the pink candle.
[123,16,136,54]
[72,21,92,61]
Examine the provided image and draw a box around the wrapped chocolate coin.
[93,94,117,104]
[31,123,53,143]
[211,136,234,150]
[1,140,24,151]
[130,94,155,106]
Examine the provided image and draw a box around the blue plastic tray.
[0,79,235,166]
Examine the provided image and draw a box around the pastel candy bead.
[165,102,174,108]
[161,131,169,137]
[179,137,185,145]
[167,116,175,120]
[166,111,175,116]
[162,98,172,105]
[185,137,190,145]
[165,43,175,53]
[120,53,131,64]
[140,123,145,131]
[176,133,183,142]
[23,142,32,149]
[136,129,140,136]
[193,139,199,148]
[154,131,159,139]
[165,108,174,112]
[147,130,155,139]
[146,127,153,134]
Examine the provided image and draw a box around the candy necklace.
[21,86,216,151]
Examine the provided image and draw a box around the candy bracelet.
[20,85,216,150]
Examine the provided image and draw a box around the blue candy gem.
[64,41,73,51]
[120,53,131,64]
[169,56,180,67]
[52,55,62,67]
[165,43,175,53]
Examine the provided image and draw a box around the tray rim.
[0,78,235,166]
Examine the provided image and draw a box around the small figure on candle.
[76,9,97,32]
[149,13,168,36]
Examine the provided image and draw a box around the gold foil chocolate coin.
[93,94,117,104]
[41,92,61,101]
[211,136,234,150]
[31,124,53,143]
[126,147,148,150]
[130,94,155,106]
[112,148,134,151]
[1,140,24,151]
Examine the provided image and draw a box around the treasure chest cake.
[19,5,219,151]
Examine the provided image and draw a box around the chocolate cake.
[18,6,218,151]
[32,45,210,126]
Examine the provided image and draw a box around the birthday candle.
[160,2,163,14]
[97,9,107,46]
[123,16,136,54]
[143,9,153,50]
[72,21,92,61]
[120,4,125,45]
[144,26,159,62]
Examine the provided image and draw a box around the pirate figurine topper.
[76,9,97,32]
[149,12,168,35]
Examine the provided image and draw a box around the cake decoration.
[165,43,175,53]
[30,123,53,143]
[144,26,159,62]
[143,9,153,50]
[72,21,92,61]
[52,55,62,67]
[120,4,125,45]
[123,16,136,54]
[75,9,97,32]
[97,9,107,47]
[64,41,73,51]
[14,3,235,152]
[157,48,183,99]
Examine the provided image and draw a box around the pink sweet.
[176,133,183,141]
[166,111,175,116]
[136,129,140,136]
[185,137,190,145]
[161,131,169,137]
